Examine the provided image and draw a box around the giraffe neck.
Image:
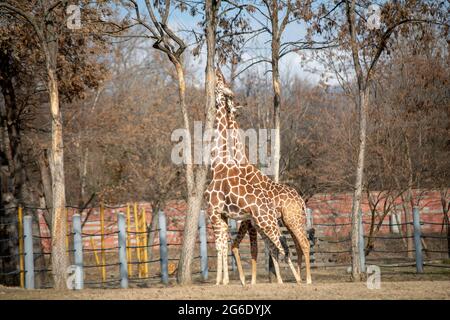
[227,104,249,165]
[210,88,233,169]
[227,98,275,187]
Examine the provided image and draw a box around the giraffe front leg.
[232,220,250,286]
[216,248,223,286]
[209,206,228,286]
[222,241,229,285]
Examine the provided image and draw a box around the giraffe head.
[215,68,245,116]
[215,67,234,102]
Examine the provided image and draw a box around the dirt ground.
[1,266,449,300]
[0,281,449,300]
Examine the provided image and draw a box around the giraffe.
[225,93,312,286]
[204,68,301,285]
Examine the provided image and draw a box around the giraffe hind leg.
[287,229,303,283]
[257,229,285,284]
[266,239,283,284]
[248,224,258,285]
[286,224,311,285]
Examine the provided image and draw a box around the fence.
[0,204,449,289]
[305,206,450,272]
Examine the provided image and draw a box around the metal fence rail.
[1,204,449,289]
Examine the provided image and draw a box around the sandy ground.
[0,280,449,300]
[1,265,449,300]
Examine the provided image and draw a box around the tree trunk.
[177,0,219,284]
[47,67,69,290]
[37,150,52,228]
[172,58,196,284]
[270,1,281,183]
[178,194,204,284]
[0,51,24,286]
[78,147,89,208]
[350,87,369,281]
[230,54,238,91]
[403,134,415,258]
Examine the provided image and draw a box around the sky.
[169,6,325,85]
[117,1,337,87]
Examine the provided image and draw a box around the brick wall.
[37,189,449,252]
[308,189,448,237]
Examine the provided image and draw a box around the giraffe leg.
[259,234,284,284]
[216,248,223,286]
[278,232,301,283]
[209,209,228,285]
[222,232,229,285]
[296,241,303,281]
[289,227,312,285]
[231,220,250,286]
[289,230,303,283]
[267,242,283,284]
[286,257,301,284]
[251,208,287,284]
[300,233,312,285]
[248,224,258,285]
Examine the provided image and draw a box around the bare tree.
[0,0,112,289]
[306,0,448,280]
[0,0,70,289]
[122,0,221,284]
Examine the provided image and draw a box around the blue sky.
[117,1,330,86]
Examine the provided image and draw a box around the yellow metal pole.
[141,207,149,278]
[138,208,144,277]
[138,208,142,277]
[100,204,106,282]
[126,203,132,277]
[90,237,100,266]
[18,207,24,288]
[133,202,141,278]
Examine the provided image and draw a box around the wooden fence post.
[23,215,34,289]
[413,206,424,273]
[72,213,84,289]
[117,212,129,288]
[198,210,208,281]
[158,210,168,284]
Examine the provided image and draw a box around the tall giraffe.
[225,95,312,285]
[204,68,300,285]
